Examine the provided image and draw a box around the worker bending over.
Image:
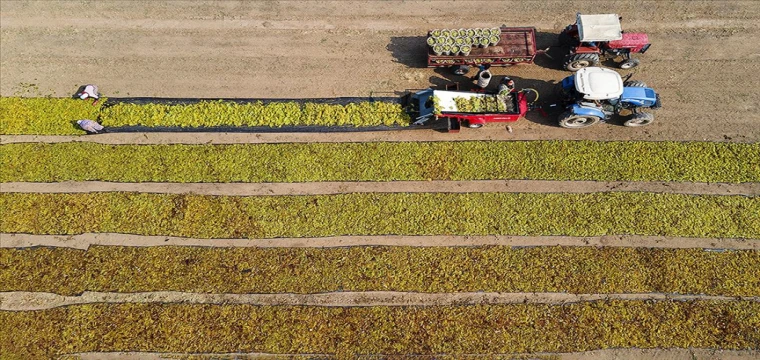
[76,84,100,105]
[497,76,517,113]
[498,76,515,96]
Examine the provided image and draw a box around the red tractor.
[560,13,651,71]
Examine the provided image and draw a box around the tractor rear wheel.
[624,80,647,88]
[558,111,600,129]
[624,112,654,127]
[620,58,640,69]
[564,53,600,72]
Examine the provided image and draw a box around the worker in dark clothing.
[497,76,517,113]
[498,76,515,95]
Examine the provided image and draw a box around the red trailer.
[427,27,537,74]
[407,86,530,132]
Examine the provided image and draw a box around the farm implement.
[426,26,539,75]
[403,81,538,132]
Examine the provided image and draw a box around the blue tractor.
[554,67,661,128]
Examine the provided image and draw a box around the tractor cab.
[567,66,624,101]
[577,13,624,44]
[574,13,650,52]
[560,13,651,71]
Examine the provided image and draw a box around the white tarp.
[577,14,623,42]
[434,90,492,112]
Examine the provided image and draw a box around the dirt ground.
[1,0,759,141]
[2,2,759,357]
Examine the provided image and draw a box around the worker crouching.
[77,119,105,134]
[497,76,517,113]
[75,84,100,105]
[498,76,516,96]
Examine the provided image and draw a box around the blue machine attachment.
[410,88,435,125]
[570,103,606,119]
[621,87,658,108]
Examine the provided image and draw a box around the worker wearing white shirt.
[76,84,100,104]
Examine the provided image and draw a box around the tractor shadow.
[532,31,568,71]
[599,57,622,69]
[426,71,564,127]
[388,31,567,70]
[388,36,429,68]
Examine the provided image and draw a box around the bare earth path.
[4,180,758,196]
[3,233,757,251]
[2,291,757,311]
[2,1,760,142]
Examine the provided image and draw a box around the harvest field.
[1,1,760,359]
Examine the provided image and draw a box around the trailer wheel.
[558,111,600,129]
[564,53,599,72]
[467,122,484,129]
[624,80,647,88]
[624,112,654,127]
[620,58,640,70]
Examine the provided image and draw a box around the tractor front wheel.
[564,53,600,72]
[558,112,600,129]
[624,112,654,127]
[624,80,647,88]
[620,58,640,69]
